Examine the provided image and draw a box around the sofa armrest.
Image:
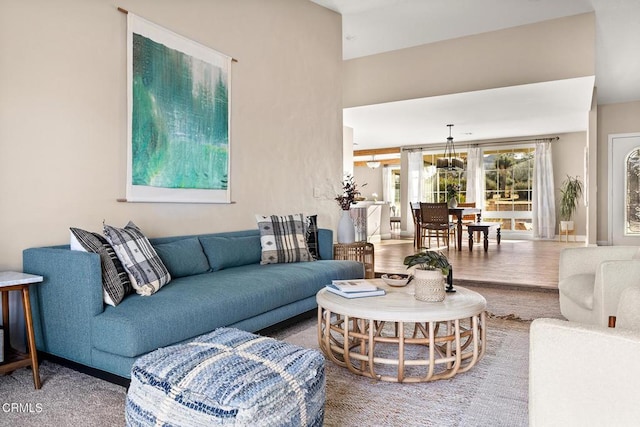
[559,246,638,282]
[530,318,640,427]
[318,228,333,260]
[592,260,640,326]
[23,247,104,365]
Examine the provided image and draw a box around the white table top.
[0,271,43,288]
[317,280,486,323]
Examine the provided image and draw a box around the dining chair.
[410,202,422,248]
[419,202,456,250]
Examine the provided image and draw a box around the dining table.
[448,207,482,251]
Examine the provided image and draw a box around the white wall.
[0,0,344,270]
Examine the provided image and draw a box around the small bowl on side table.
[381,273,412,287]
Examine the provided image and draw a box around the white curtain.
[423,165,437,202]
[465,146,485,208]
[383,166,394,204]
[407,151,424,203]
[533,141,556,239]
[382,166,396,215]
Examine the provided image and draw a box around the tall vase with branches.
[335,175,366,244]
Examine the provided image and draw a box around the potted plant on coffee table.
[559,175,583,240]
[403,250,451,302]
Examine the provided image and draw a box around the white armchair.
[530,286,640,426]
[529,317,640,426]
[558,246,640,326]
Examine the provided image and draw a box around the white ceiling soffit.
[311,0,640,105]
[343,76,595,150]
[315,0,594,60]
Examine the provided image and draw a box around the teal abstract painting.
[126,14,231,203]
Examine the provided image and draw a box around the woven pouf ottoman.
[125,327,325,427]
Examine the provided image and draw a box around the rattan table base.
[316,284,486,383]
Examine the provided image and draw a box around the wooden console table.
[333,242,375,279]
[0,271,43,389]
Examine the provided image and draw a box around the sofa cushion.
[103,221,171,296]
[69,227,133,306]
[256,214,313,265]
[153,237,210,279]
[200,235,262,271]
[559,273,595,310]
[91,260,364,358]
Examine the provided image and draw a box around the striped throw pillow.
[256,214,314,265]
[103,221,171,296]
[70,227,133,306]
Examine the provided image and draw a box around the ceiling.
[310,0,640,150]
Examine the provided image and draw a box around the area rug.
[273,316,530,427]
[0,285,559,426]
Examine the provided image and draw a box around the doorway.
[608,133,640,245]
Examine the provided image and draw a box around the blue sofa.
[23,229,364,378]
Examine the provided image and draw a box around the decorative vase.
[448,197,458,208]
[413,268,446,302]
[337,210,355,244]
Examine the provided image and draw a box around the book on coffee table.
[325,285,386,299]
[329,280,378,293]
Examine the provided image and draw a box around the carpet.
[273,316,530,427]
[0,285,560,427]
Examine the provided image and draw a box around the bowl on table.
[381,273,412,287]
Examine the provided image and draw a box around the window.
[418,145,535,235]
[626,148,640,235]
[421,152,468,203]
[482,147,534,232]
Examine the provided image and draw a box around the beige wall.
[344,13,595,108]
[553,132,589,237]
[354,165,383,201]
[0,0,343,270]
[596,100,640,243]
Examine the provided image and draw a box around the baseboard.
[38,351,131,388]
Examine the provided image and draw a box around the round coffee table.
[316,281,486,383]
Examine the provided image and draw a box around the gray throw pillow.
[103,221,171,296]
[255,214,313,265]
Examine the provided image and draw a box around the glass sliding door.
[482,146,534,236]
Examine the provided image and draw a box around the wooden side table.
[0,271,43,389]
[333,242,375,279]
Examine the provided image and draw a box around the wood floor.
[374,235,582,289]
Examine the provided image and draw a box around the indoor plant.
[559,175,583,236]
[446,184,459,208]
[335,175,366,243]
[403,250,451,302]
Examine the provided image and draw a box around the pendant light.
[436,124,464,171]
